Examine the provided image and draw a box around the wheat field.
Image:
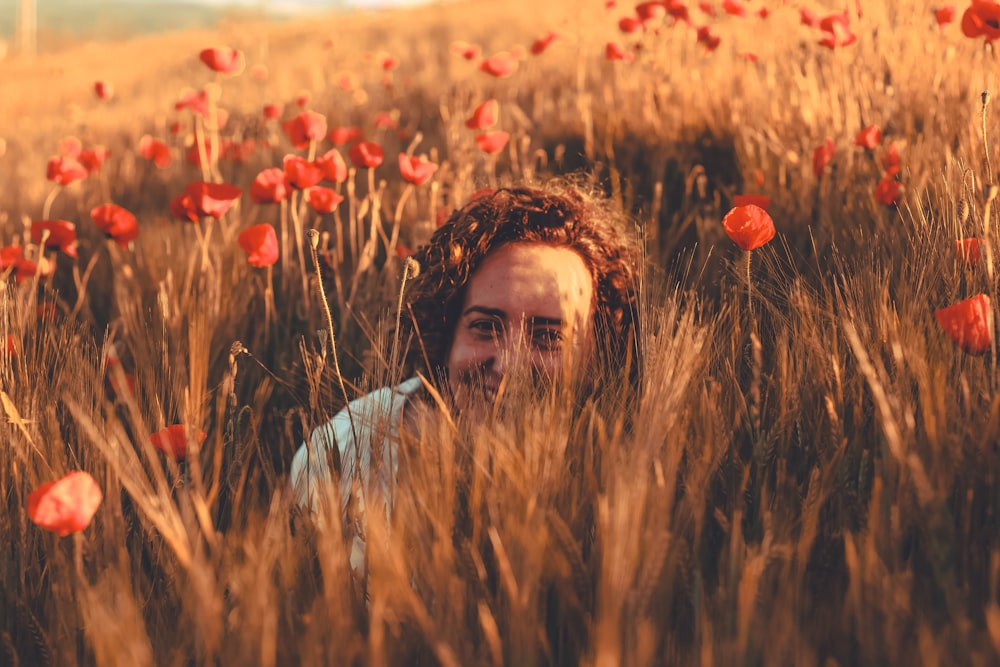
[2,1,1000,665]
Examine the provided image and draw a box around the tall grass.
[3,0,1000,664]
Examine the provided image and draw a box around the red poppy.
[741,52,759,63]
[378,52,399,71]
[636,1,666,25]
[962,1,1000,41]
[170,193,199,223]
[935,6,957,28]
[5,334,15,357]
[1,245,23,270]
[395,245,415,259]
[31,220,78,258]
[475,131,510,154]
[283,111,327,151]
[58,136,82,158]
[450,40,482,60]
[282,155,324,189]
[251,64,268,80]
[956,238,983,265]
[199,47,245,75]
[175,88,210,117]
[800,7,820,27]
[28,471,103,537]
[818,11,857,48]
[223,138,256,164]
[854,125,882,149]
[734,194,770,211]
[882,143,901,177]
[250,167,290,204]
[330,126,364,146]
[874,176,902,206]
[46,156,88,186]
[315,148,348,184]
[307,186,345,214]
[935,294,993,355]
[664,0,689,23]
[757,6,770,18]
[296,94,309,108]
[619,16,642,33]
[698,1,717,17]
[78,146,109,174]
[722,0,746,17]
[722,204,775,251]
[138,136,171,168]
[466,99,499,130]
[169,121,183,135]
[374,111,399,130]
[263,103,282,120]
[184,181,242,219]
[348,141,384,169]
[479,52,518,78]
[13,257,54,283]
[398,153,438,186]
[606,41,635,62]
[237,224,279,268]
[94,80,113,100]
[150,424,207,460]
[91,204,139,248]
[531,31,560,55]
[697,25,721,51]
[812,138,835,178]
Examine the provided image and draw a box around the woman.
[290,181,641,549]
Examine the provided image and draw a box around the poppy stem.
[982,90,993,186]
[307,229,358,448]
[389,184,414,253]
[265,264,274,335]
[41,186,60,220]
[288,193,310,304]
[194,116,211,184]
[746,250,754,314]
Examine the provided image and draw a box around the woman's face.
[446,242,595,410]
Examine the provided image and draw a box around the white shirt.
[290,376,423,517]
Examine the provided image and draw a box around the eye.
[469,318,503,339]
[531,327,563,351]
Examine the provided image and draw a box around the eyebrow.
[462,306,563,327]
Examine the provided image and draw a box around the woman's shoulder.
[309,376,422,447]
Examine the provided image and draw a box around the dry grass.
[3,0,1000,664]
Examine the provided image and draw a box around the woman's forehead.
[462,243,594,320]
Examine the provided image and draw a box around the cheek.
[446,330,482,374]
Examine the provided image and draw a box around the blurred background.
[0,0,435,53]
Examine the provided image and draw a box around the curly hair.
[402,180,641,388]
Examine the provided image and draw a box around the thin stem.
[307,229,358,448]
[41,187,60,220]
[388,259,415,384]
[265,264,274,335]
[984,90,994,185]
[745,249,753,315]
[389,183,414,254]
[288,192,310,302]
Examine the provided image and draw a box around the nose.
[485,327,528,380]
